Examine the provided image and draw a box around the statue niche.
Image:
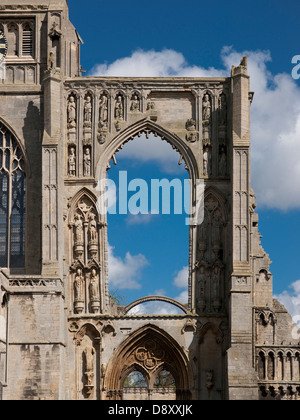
[69,193,102,314]
[195,192,226,314]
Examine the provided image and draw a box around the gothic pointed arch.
[104,324,193,400]
[95,118,200,184]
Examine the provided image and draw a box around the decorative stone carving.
[186,118,196,131]
[67,95,76,130]
[83,147,91,177]
[202,93,212,144]
[130,94,140,112]
[186,132,199,143]
[89,268,100,313]
[70,193,103,314]
[83,95,92,128]
[134,339,165,371]
[114,94,124,120]
[83,347,95,396]
[74,268,84,314]
[97,94,109,144]
[68,146,76,177]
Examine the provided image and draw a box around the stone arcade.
[0,0,300,401]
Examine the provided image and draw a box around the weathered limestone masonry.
[0,0,299,401]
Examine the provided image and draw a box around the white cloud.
[173,265,188,289]
[90,46,300,210]
[90,48,225,78]
[274,280,300,328]
[108,243,149,289]
[116,133,187,175]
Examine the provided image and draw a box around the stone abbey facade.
[0,0,300,401]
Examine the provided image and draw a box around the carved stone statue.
[74,268,84,313]
[114,95,124,120]
[67,96,76,129]
[48,51,55,69]
[84,96,92,127]
[130,94,140,112]
[202,94,211,122]
[89,269,99,300]
[83,347,95,396]
[83,147,91,177]
[99,94,108,127]
[68,147,76,177]
[74,214,83,244]
[88,214,97,243]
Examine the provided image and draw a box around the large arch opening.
[104,324,193,400]
[99,120,199,313]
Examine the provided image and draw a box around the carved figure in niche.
[68,147,76,176]
[88,214,97,243]
[67,96,76,129]
[130,94,140,111]
[74,268,84,303]
[202,94,211,122]
[147,101,155,110]
[89,268,99,302]
[84,96,92,127]
[114,95,124,120]
[83,147,91,177]
[203,146,211,176]
[74,214,83,244]
[83,347,95,394]
[218,146,227,177]
[99,94,108,128]
[48,51,55,69]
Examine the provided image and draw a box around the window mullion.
[6,140,13,269]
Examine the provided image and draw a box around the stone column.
[226,58,258,400]
[41,69,62,276]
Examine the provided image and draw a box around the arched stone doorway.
[104,324,194,400]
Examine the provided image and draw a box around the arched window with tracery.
[0,123,25,269]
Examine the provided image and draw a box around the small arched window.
[22,24,33,57]
[0,123,26,269]
[123,370,148,388]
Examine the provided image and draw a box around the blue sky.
[68,0,300,315]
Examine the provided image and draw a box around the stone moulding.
[8,277,63,288]
[122,295,189,315]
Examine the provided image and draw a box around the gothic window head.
[0,123,26,269]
